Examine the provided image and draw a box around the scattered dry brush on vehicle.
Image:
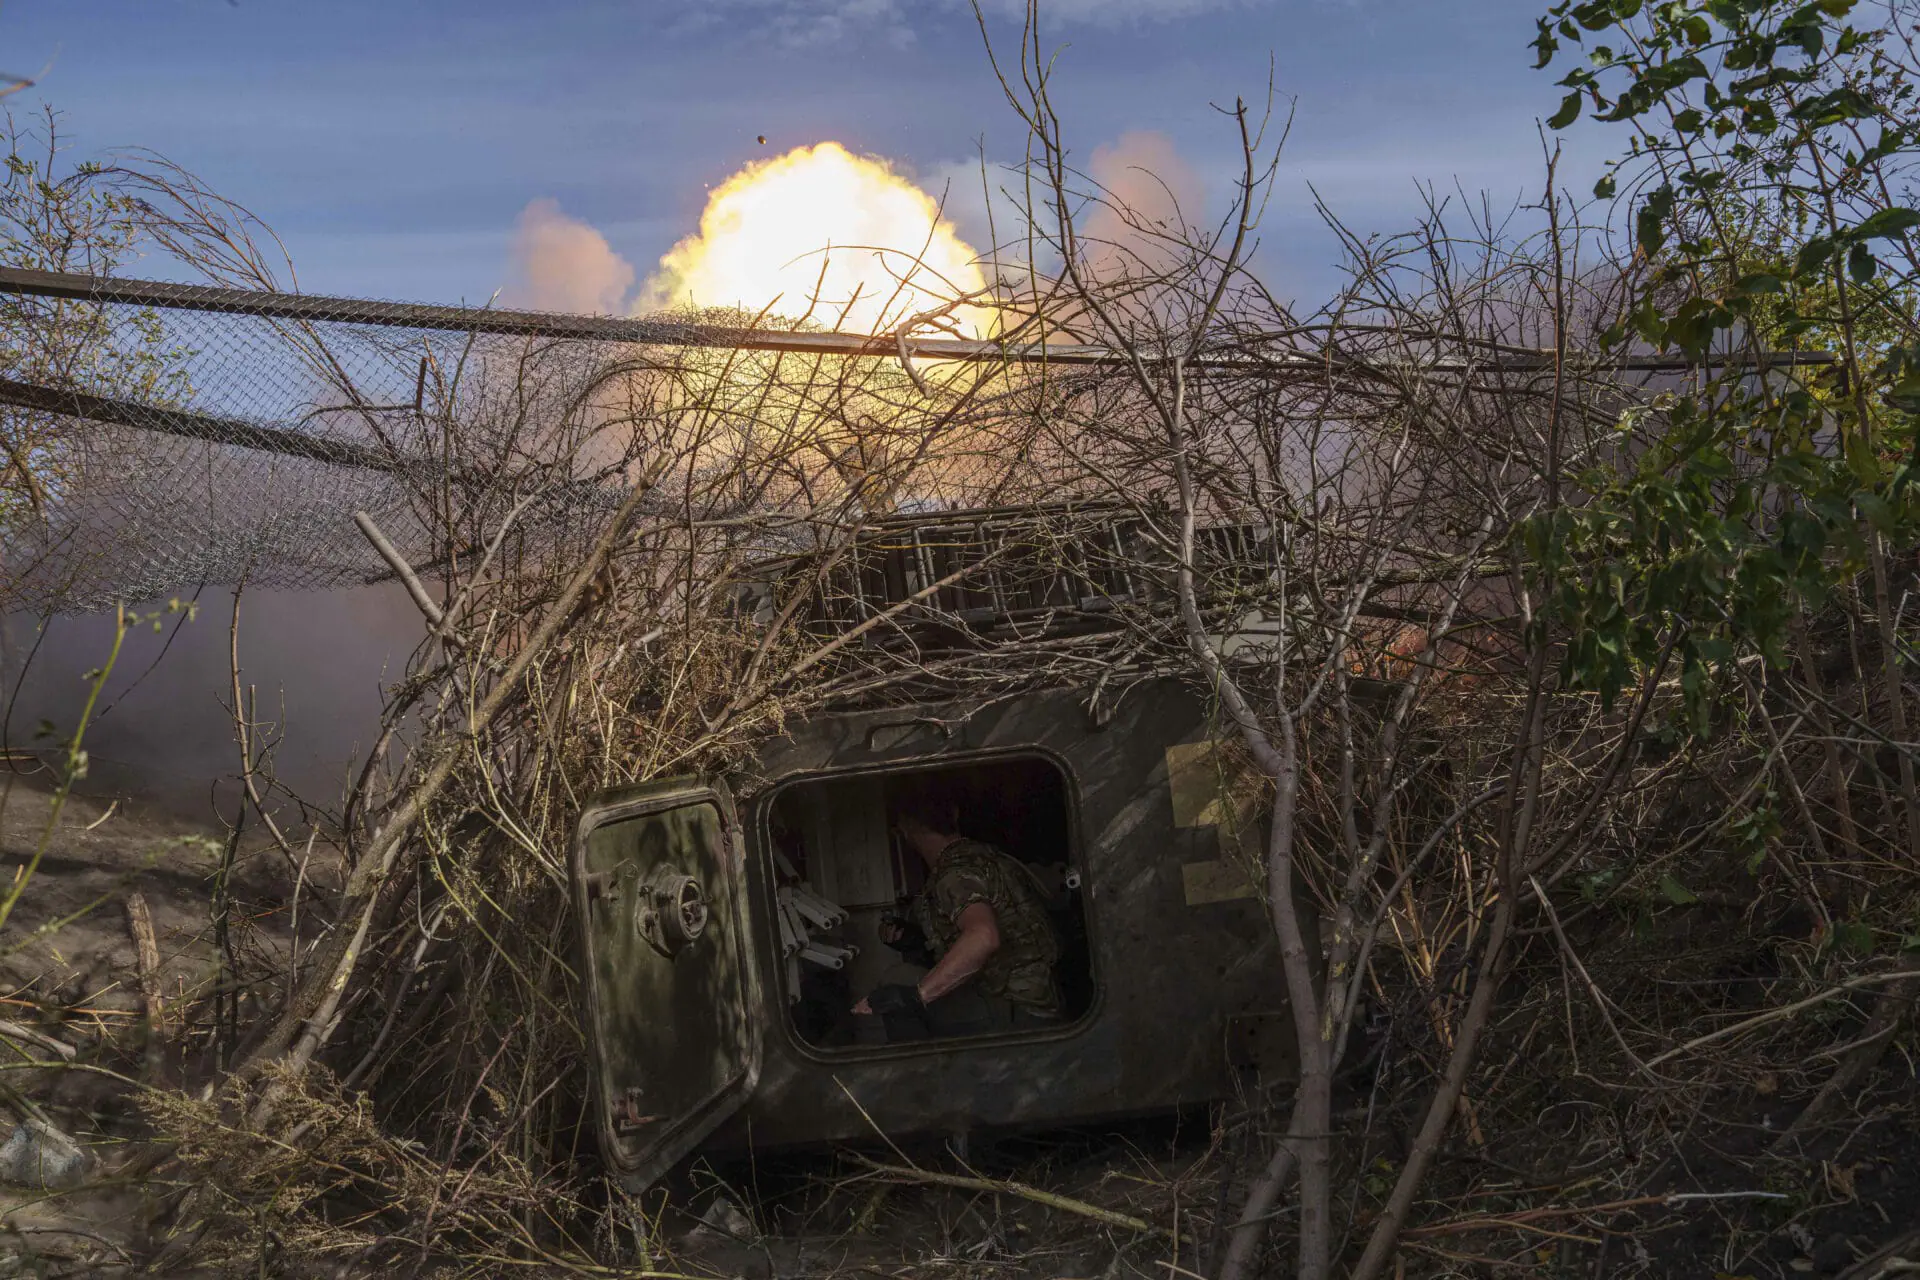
[2,2,1920,1276]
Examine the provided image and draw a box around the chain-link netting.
[2,267,1757,621]
[0,270,963,614]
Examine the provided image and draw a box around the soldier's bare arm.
[849,902,1000,1014]
[916,902,999,1002]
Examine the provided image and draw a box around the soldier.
[852,786,1064,1039]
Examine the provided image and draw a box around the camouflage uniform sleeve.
[928,857,996,926]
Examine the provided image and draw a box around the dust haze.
[3,584,429,822]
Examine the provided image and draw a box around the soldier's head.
[890,783,961,864]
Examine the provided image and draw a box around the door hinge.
[610,1085,662,1134]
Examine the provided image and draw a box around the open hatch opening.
[767,756,1094,1048]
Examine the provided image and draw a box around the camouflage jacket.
[912,838,1062,1014]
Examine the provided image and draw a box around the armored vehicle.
[569,507,1298,1189]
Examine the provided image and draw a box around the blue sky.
[0,0,1607,309]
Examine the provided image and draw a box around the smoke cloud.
[505,198,636,315]
[1085,130,1205,276]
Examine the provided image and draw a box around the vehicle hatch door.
[572,778,761,1186]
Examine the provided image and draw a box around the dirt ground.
[0,774,319,1277]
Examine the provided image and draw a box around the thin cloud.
[683,0,1258,48]
[973,0,1266,26]
[678,0,916,50]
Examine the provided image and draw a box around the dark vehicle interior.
[766,756,1095,1047]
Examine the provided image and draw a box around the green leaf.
[1571,0,1614,31]
[1730,272,1785,296]
[1549,91,1584,129]
[1795,235,1836,279]
[1637,183,1675,257]
[1853,207,1920,240]
[1667,296,1733,356]
[1657,873,1699,905]
[1594,172,1618,199]
[1854,490,1897,531]
[1850,241,1878,283]
[1532,18,1561,68]
[1578,866,1620,904]
[1791,87,1874,125]
[1833,921,1876,955]
[1786,12,1828,58]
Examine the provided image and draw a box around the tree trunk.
[1292,1043,1334,1279]
[1217,1115,1302,1280]
[1347,891,1517,1280]
[1251,761,1334,1280]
